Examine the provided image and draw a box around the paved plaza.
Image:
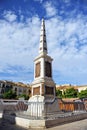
[48,119,87,130]
[0,118,87,130]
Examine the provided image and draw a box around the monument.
[27,19,60,117]
[2,19,87,129]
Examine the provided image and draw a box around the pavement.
[0,118,27,130]
[47,119,87,130]
[0,118,87,130]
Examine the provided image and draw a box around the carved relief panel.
[35,62,40,77]
[45,61,52,77]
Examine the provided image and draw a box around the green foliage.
[63,88,78,98]
[3,90,17,99]
[18,94,29,100]
[78,89,87,98]
[56,89,62,98]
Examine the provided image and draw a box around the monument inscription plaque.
[33,86,40,95]
[35,62,40,77]
[45,61,52,77]
[45,86,54,95]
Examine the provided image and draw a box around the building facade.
[0,80,31,98]
[56,84,87,93]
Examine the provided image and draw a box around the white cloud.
[3,11,17,22]
[45,14,87,84]
[0,14,40,79]
[63,0,71,6]
[44,2,57,17]
[33,0,43,3]
[0,8,87,85]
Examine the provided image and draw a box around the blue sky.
[0,0,87,85]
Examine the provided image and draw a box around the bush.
[63,88,78,98]
[78,89,87,98]
[3,90,17,99]
[17,94,29,100]
[56,89,62,98]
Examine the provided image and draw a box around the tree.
[63,88,78,98]
[56,89,62,98]
[3,90,17,99]
[78,89,87,99]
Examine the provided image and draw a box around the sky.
[0,0,87,85]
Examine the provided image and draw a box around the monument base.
[3,110,87,129]
[27,95,61,118]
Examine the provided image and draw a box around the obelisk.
[28,19,60,117]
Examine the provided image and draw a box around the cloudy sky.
[0,0,87,85]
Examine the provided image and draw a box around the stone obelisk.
[28,19,60,117]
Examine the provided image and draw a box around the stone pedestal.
[27,95,60,118]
